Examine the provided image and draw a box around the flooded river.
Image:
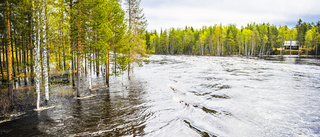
[1,55,320,136]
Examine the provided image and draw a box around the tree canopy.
[146,20,320,56]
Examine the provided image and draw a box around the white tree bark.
[34,0,41,109]
[88,53,92,90]
[42,0,49,101]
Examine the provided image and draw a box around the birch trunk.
[33,0,41,109]
[88,53,92,90]
[42,0,49,101]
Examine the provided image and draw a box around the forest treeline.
[145,20,320,56]
[0,0,147,109]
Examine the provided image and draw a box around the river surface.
[1,55,320,136]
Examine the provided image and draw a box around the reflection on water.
[1,76,149,136]
[1,55,320,136]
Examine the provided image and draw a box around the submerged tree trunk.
[11,29,16,79]
[42,0,49,101]
[2,41,5,81]
[14,35,20,77]
[0,41,3,81]
[128,0,131,80]
[69,0,75,87]
[128,57,130,79]
[6,0,14,104]
[96,50,99,76]
[62,12,66,71]
[85,53,87,75]
[34,0,41,109]
[72,47,75,87]
[29,13,34,85]
[106,52,109,87]
[23,34,27,85]
[88,53,92,90]
[76,0,82,97]
[114,50,116,76]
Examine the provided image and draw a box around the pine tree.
[124,0,147,79]
[5,0,13,104]
[76,0,81,97]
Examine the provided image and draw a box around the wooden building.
[284,41,300,50]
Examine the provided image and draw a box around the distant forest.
[145,19,320,56]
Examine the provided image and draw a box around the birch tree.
[41,0,49,101]
[33,0,41,109]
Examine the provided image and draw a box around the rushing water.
[1,55,320,136]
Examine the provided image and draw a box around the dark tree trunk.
[128,62,130,79]
[23,34,27,85]
[2,41,6,71]
[26,45,29,72]
[70,0,75,87]
[96,50,99,76]
[85,53,87,75]
[46,11,50,78]
[77,0,81,97]
[0,40,3,81]
[106,52,109,87]
[40,42,44,82]
[72,45,75,87]
[63,39,66,70]
[58,46,61,69]
[15,36,19,75]
[114,50,116,76]
[11,31,15,78]
[19,41,22,71]
[63,31,66,71]
[6,39,9,85]
[29,14,34,85]
[6,0,13,105]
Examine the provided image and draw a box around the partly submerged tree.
[5,0,13,104]
[124,0,147,79]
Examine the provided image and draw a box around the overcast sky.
[139,0,320,31]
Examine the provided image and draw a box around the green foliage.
[124,0,148,71]
[0,0,136,86]
[148,20,320,56]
